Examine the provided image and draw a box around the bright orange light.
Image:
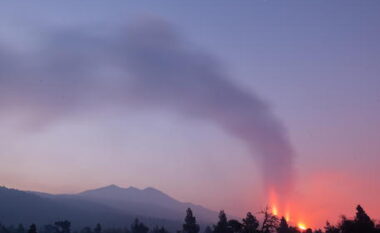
[285,212,290,222]
[272,205,278,216]
[298,223,307,231]
[269,189,278,216]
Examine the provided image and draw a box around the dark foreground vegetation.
[1,205,379,233]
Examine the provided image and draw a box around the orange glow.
[269,189,279,216]
[285,212,290,222]
[298,223,307,231]
[272,205,278,216]
[269,189,310,229]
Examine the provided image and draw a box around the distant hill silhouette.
[0,185,217,230]
[75,185,217,222]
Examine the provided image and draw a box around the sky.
[0,0,380,229]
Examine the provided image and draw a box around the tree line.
[1,205,379,233]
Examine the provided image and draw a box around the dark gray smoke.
[0,19,295,197]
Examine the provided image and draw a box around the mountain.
[0,185,218,230]
[0,186,180,231]
[74,185,217,223]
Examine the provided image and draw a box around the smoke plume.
[0,19,295,198]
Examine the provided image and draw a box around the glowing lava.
[269,189,308,229]
[272,205,278,216]
[298,223,307,231]
[269,189,279,216]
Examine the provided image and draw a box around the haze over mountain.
[39,185,217,222]
[78,185,216,221]
[0,185,217,230]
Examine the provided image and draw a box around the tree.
[55,221,71,233]
[42,225,57,233]
[0,225,8,233]
[102,227,128,233]
[130,219,149,233]
[287,227,300,233]
[228,220,242,233]
[94,225,102,233]
[354,205,375,233]
[151,226,168,233]
[241,212,259,233]
[182,208,200,233]
[340,215,355,233]
[339,205,376,233]
[259,207,279,233]
[324,222,339,233]
[80,227,92,233]
[376,223,380,233]
[17,225,25,233]
[213,211,232,233]
[7,225,17,233]
[277,217,290,233]
[28,225,37,233]
[203,227,212,233]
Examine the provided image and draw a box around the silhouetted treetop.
[203,226,212,233]
[324,221,339,233]
[260,207,279,233]
[0,203,378,233]
[213,211,232,233]
[131,219,149,233]
[94,224,102,233]
[355,205,375,232]
[277,217,289,233]
[17,225,25,233]
[28,225,37,233]
[242,212,259,233]
[80,227,92,233]
[151,226,168,233]
[227,220,242,233]
[182,208,200,233]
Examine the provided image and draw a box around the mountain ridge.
[1,184,217,229]
[68,184,217,222]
